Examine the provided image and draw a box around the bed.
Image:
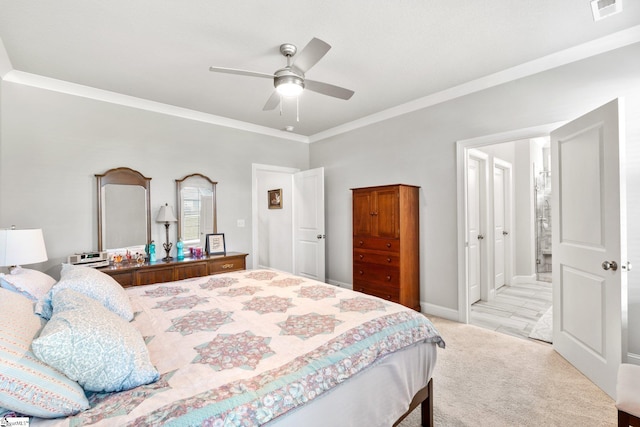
[0,266,444,427]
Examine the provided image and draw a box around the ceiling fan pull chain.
[279,95,283,116]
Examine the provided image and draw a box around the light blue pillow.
[32,289,159,393]
[37,263,133,321]
[0,288,89,418]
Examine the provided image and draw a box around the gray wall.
[311,42,640,354]
[0,81,309,276]
[1,41,639,356]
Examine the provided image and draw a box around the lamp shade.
[0,228,48,267]
[156,204,177,223]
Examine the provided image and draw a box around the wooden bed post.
[421,378,433,427]
[393,378,433,427]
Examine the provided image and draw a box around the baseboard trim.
[421,302,458,321]
[627,353,640,365]
[327,279,351,289]
[511,274,537,284]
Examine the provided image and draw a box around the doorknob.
[602,261,618,271]
[477,234,484,240]
[503,231,509,236]
[316,234,326,239]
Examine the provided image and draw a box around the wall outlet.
[237,219,245,228]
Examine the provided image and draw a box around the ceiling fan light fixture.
[275,75,304,97]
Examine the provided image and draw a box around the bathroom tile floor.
[470,280,552,341]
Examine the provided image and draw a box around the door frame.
[493,157,513,290]
[466,149,489,304]
[456,122,566,323]
[251,163,300,270]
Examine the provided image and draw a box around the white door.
[293,167,326,282]
[551,99,628,398]
[467,156,482,303]
[493,159,512,290]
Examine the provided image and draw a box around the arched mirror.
[176,173,217,247]
[96,167,151,252]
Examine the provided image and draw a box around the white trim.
[457,123,561,324]
[511,274,537,284]
[627,353,640,365]
[309,25,640,143]
[251,163,300,270]
[493,157,514,290]
[3,26,639,144]
[3,70,310,144]
[421,303,459,322]
[327,279,350,289]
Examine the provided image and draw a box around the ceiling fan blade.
[291,38,331,74]
[262,91,281,111]
[304,79,354,100]
[209,66,274,79]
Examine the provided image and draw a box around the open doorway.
[456,125,558,342]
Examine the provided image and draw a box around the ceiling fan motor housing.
[274,68,304,95]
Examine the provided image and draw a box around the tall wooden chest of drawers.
[352,184,420,311]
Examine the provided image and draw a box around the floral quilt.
[34,270,444,427]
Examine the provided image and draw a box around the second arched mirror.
[176,173,217,248]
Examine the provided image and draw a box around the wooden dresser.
[352,185,420,311]
[98,252,248,288]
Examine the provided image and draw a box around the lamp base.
[163,223,173,262]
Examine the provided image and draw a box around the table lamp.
[156,204,177,261]
[0,227,48,273]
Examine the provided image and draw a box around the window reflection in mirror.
[176,174,217,247]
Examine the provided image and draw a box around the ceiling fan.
[209,37,354,111]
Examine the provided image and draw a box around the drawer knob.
[386,243,391,248]
[359,270,364,275]
[387,257,391,263]
[359,240,364,246]
[386,275,392,281]
[359,254,364,260]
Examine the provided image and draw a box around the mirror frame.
[96,167,152,252]
[176,173,217,243]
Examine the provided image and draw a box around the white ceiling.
[0,1,639,141]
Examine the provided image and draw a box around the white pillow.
[0,267,56,301]
[0,288,89,417]
[37,263,133,321]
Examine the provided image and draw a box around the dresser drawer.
[106,271,134,287]
[353,262,400,287]
[175,262,208,280]
[353,237,399,253]
[208,256,246,274]
[353,280,400,303]
[137,267,174,286]
[353,250,399,267]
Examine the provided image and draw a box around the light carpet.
[398,316,615,427]
[529,306,553,343]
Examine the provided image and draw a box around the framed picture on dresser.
[205,233,226,255]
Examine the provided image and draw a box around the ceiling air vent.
[591,0,623,21]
